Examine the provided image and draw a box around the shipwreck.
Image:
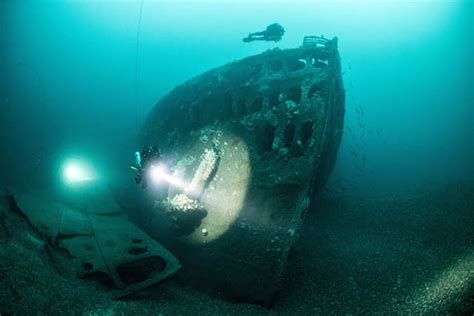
[134,36,346,304]
[0,36,345,305]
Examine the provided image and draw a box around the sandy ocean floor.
[0,182,473,315]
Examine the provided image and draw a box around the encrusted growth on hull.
[141,37,345,304]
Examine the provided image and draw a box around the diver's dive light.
[62,159,96,184]
[150,165,166,182]
[149,164,186,188]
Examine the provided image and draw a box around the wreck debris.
[13,190,180,299]
[302,35,330,48]
[167,194,204,213]
[140,37,345,304]
[162,194,207,235]
[186,146,221,197]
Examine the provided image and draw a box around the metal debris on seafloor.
[13,191,180,299]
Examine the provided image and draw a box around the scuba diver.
[131,145,161,188]
[243,23,285,43]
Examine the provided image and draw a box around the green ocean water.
[1,0,472,194]
[0,0,472,314]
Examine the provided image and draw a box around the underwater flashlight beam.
[149,165,186,189]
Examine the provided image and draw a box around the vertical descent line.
[134,0,145,134]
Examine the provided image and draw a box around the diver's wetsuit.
[243,23,285,42]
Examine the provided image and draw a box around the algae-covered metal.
[140,37,345,304]
[13,189,181,299]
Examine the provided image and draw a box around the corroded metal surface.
[14,190,180,299]
[140,37,345,304]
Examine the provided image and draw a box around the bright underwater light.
[149,164,186,189]
[149,165,165,182]
[62,159,97,184]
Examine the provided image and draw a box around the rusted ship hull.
[139,37,345,304]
